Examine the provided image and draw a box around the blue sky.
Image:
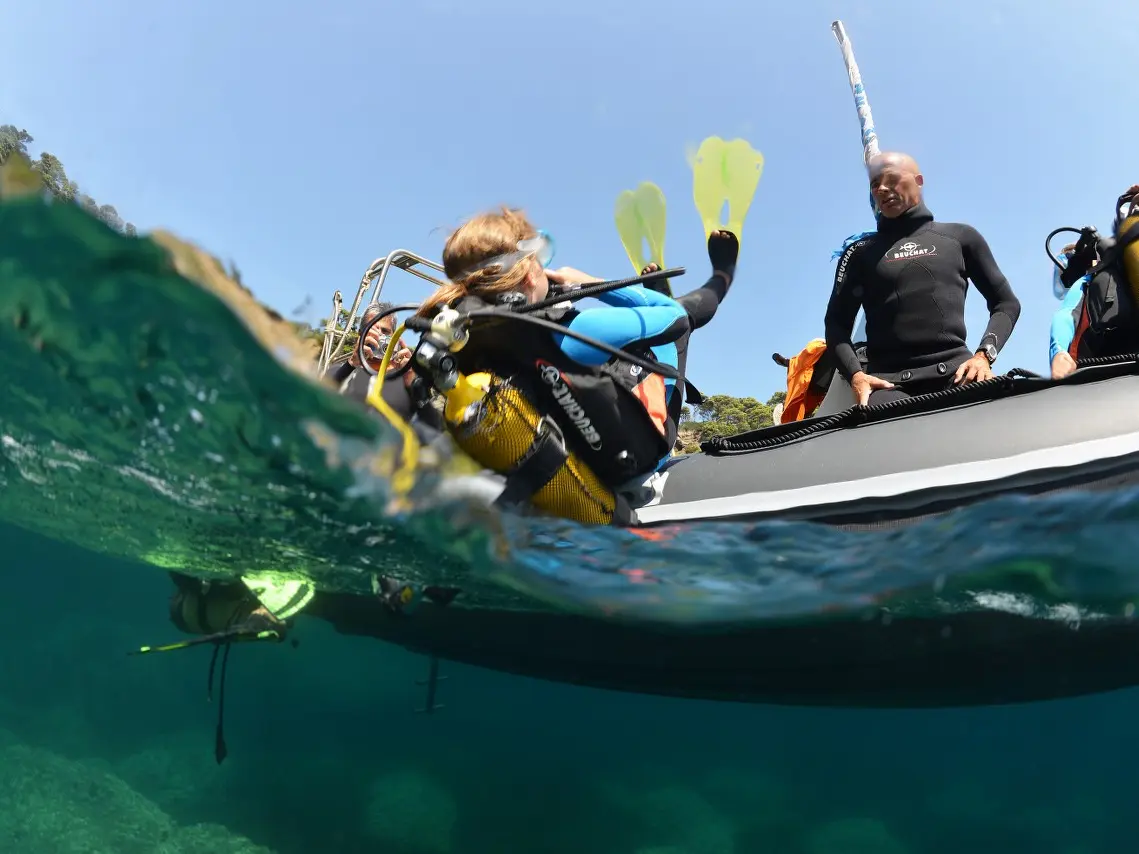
[3,0,1138,400]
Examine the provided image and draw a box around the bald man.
[825,152,1021,406]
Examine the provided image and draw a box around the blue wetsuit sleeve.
[591,284,681,309]
[555,294,689,366]
[1049,277,1086,362]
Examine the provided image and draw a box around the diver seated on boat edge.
[413,206,691,493]
[1049,184,1139,380]
[323,209,745,524]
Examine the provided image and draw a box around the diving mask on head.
[459,230,556,278]
[518,230,556,268]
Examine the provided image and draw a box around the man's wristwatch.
[977,343,998,365]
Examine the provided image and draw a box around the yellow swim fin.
[614,181,668,274]
[240,573,315,620]
[688,136,765,244]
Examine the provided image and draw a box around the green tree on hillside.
[676,391,785,453]
[319,307,376,363]
[2,125,330,362]
[0,124,136,236]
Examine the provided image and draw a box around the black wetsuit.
[825,203,1021,404]
[645,269,734,412]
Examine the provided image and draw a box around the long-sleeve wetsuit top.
[553,284,689,401]
[1049,273,1089,362]
[824,202,1022,383]
[555,284,688,362]
[643,268,734,406]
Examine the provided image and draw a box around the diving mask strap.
[455,232,555,280]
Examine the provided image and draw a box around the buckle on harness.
[536,413,565,447]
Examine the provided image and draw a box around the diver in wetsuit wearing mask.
[1050,185,1139,380]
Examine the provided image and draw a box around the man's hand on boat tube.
[954,352,993,385]
[850,370,894,406]
[1051,351,1077,381]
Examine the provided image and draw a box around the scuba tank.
[170,580,253,635]
[384,267,690,525]
[412,307,623,526]
[441,370,622,525]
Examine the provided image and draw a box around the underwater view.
[8,516,1139,854]
[5,0,1139,851]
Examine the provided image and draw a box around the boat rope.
[705,354,1139,456]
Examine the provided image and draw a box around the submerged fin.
[614,181,668,274]
[688,136,765,243]
[240,573,315,620]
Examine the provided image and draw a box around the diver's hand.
[547,266,604,287]
[350,325,383,368]
[388,347,412,372]
[850,371,894,406]
[1051,351,1077,380]
[708,229,739,284]
[954,353,993,385]
[362,324,387,356]
[358,325,409,374]
[242,606,288,639]
[639,263,673,296]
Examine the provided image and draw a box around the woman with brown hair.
[417,207,690,488]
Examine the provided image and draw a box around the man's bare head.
[868,151,924,218]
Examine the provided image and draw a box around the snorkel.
[1053,250,1072,300]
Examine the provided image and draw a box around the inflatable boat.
[309,253,1139,709]
[310,586,1139,708]
[636,357,1139,529]
[372,349,1139,531]
[313,354,1139,709]
[338,252,1139,531]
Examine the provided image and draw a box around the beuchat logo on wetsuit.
[536,360,604,451]
[886,240,938,262]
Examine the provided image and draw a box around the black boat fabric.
[632,361,1139,526]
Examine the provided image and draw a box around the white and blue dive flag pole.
[830,19,881,340]
[831,21,880,171]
